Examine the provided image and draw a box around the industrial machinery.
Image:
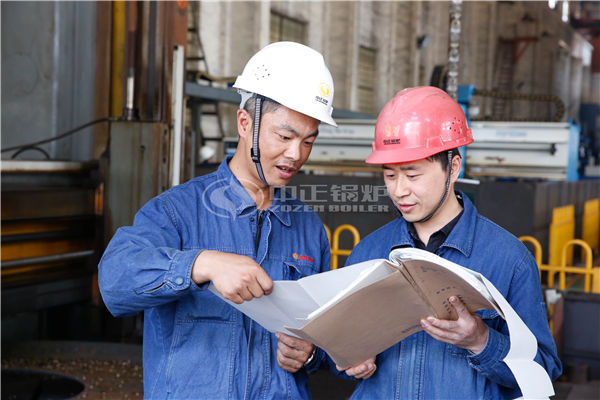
[1,161,102,314]
[308,118,582,181]
[308,119,375,166]
[465,121,580,181]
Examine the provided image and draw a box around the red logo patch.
[292,253,314,263]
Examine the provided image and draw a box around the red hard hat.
[366,86,473,164]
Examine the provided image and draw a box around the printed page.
[389,248,503,319]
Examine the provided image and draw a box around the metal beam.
[186,82,240,104]
[185,81,374,120]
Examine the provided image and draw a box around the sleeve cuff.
[304,348,325,374]
[164,249,204,292]
[468,327,510,371]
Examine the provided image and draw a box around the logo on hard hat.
[315,83,331,106]
[382,124,401,145]
[383,124,400,137]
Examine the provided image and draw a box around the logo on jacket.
[202,177,262,219]
[293,252,314,263]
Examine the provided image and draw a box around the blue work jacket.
[345,193,561,400]
[99,158,331,399]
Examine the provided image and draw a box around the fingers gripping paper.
[209,248,554,399]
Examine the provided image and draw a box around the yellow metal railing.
[324,224,360,270]
[519,235,600,294]
[519,235,600,335]
[548,239,595,292]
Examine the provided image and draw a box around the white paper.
[480,275,555,400]
[208,259,388,336]
[296,259,388,306]
[304,260,394,320]
[208,281,318,336]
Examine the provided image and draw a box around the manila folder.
[287,260,431,369]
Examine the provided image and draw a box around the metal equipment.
[1,161,102,314]
[307,118,582,182]
[307,119,375,165]
[466,121,580,181]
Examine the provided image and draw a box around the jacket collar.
[440,192,476,257]
[215,157,292,226]
[389,191,475,257]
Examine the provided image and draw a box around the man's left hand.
[276,332,315,373]
[420,296,488,354]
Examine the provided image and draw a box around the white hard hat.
[233,41,337,127]
[199,145,215,163]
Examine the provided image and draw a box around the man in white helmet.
[98,42,371,399]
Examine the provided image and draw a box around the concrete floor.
[3,341,599,400]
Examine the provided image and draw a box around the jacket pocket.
[166,319,235,398]
[283,259,316,280]
[178,290,235,322]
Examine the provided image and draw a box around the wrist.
[303,347,317,368]
[191,250,210,284]
[468,326,489,355]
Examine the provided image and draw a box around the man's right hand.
[336,357,377,379]
[191,250,273,304]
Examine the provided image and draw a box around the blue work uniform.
[99,157,331,399]
[345,192,561,400]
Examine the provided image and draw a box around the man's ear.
[450,154,462,182]
[237,108,252,140]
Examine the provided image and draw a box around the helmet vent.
[449,117,461,133]
[254,64,270,80]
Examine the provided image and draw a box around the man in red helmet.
[343,87,561,399]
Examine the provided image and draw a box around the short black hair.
[242,96,281,119]
[427,148,461,171]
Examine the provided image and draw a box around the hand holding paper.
[337,357,377,380]
[420,295,489,354]
[193,250,273,303]
[275,332,315,373]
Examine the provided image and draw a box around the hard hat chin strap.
[416,150,453,223]
[251,94,269,186]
